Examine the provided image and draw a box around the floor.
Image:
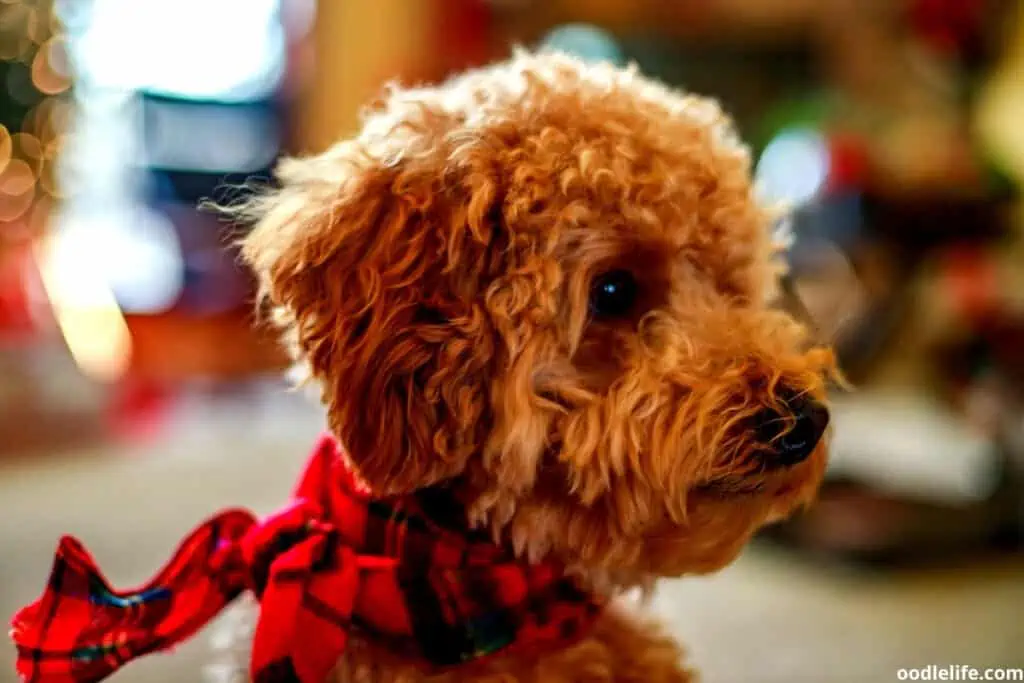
[2,389,1022,683]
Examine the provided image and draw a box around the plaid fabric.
[11,435,604,683]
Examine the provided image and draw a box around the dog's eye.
[590,270,638,318]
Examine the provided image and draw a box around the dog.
[11,51,832,683]
[239,50,833,682]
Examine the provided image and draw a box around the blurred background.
[1,0,1023,681]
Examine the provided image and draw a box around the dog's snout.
[756,391,829,466]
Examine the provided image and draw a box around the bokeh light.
[48,207,185,314]
[0,0,70,244]
[21,3,41,43]
[754,127,830,207]
[36,226,133,382]
[0,124,11,174]
[539,24,625,66]
[31,36,71,95]
[69,0,285,102]
[0,158,34,194]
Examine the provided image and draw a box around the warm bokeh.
[1,1,1021,681]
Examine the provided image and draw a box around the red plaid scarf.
[10,435,603,683]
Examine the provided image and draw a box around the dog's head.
[241,52,834,584]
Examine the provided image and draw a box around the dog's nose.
[756,392,829,466]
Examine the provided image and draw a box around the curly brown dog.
[8,51,832,683]
[233,51,834,683]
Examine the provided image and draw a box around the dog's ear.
[241,143,500,494]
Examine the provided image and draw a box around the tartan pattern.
[11,434,604,683]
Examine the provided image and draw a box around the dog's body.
[330,607,689,683]
[212,599,688,683]
[236,52,833,683]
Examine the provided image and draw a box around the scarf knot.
[226,501,339,598]
[11,435,604,683]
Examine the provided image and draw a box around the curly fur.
[233,50,835,682]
